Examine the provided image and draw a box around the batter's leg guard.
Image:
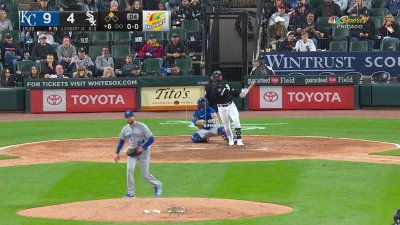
[235,128,242,140]
[218,127,228,142]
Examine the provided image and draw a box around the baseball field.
[1,110,400,225]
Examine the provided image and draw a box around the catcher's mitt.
[194,120,205,129]
[125,146,142,157]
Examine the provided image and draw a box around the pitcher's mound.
[18,197,293,223]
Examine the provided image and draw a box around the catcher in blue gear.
[191,97,229,143]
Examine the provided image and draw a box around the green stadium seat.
[316,17,332,36]
[111,31,131,45]
[380,39,399,51]
[111,45,131,58]
[349,40,368,51]
[88,45,104,61]
[143,58,163,75]
[372,8,388,16]
[17,60,37,75]
[175,58,193,75]
[332,26,350,41]
[329,40,348,51]
[370,16,383,37]
[373,0,387,8]
[89,31,110,46]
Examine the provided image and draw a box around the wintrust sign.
[30,88,137,113]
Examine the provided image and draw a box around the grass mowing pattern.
[0,118,400,225]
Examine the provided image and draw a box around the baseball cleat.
[236,139,244,146]
[228,137,235,146]
[124,193,135,198]
[155,183,162,196]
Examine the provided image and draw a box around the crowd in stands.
[262,0,400,52]
[0,0,204,87]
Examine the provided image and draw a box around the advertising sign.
[142,10,170,32]
[141,86,204,111]
[30,88,137,113]
[248,86,354,110]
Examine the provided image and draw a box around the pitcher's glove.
[194,120,205,129]
[125,146,143,157]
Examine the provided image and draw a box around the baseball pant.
[218,102,241,141]
[126,147,161,196]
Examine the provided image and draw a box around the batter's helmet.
[211,70,222,78]
[197,97,208,109]
[124,110,135,118]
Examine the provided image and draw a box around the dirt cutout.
[1,135,398,223]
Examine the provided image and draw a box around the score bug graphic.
[99,11,142,31]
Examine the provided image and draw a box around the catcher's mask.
[197,98,208,109]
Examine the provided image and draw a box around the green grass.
[1,118,400,225]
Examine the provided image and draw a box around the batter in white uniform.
[114,110,162,198]
[212,70,254,146]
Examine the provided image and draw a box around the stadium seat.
[380,39,399,51]
[370,16,383,37]
[175,58,193,75]
[372,8,388,16]
[89,31,110,46]
[349,40,368,51]
[111,45,131,58]
[17,60,37,75]
[143,58,163,75]
[332,26,350,41]
[88,45,104,61]
[182,20,201,34]
[329,40,348,51]
[373,0,387,8]
[112,31,131,45]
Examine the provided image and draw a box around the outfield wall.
[1,75,399,112]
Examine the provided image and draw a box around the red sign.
[248,86,354,110]
[30,88,137,113]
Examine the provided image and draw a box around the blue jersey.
[192,105,217,130]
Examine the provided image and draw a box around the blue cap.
[124,110,134,118]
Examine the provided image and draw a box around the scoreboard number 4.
[67,13,75,24]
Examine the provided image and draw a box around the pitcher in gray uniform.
[114,110,162,198]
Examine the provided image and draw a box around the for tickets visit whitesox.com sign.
[248,86,354,110]
[30,88,137,113]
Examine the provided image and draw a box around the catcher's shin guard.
[217,127,228,142]
[191,133,207,143]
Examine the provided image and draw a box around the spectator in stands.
[170,64,187,76]
[292,4,310,32]
[73,66,91,78]
[295,30,317,51]
[386,0,400,16]
[176,0,201,26]
[69,47,94,76]
[350,10,375,50]
[158,2,167,10]
[164,33,187,67]
[122,54,136,76]
[295,12,321,46]
[37,0,57,11]
[189,0,203,14]
[2,33,22,73]
[127,64,143,77]
[126,0,142,11]
[349,0,371,11]
[102,66,116,78]
[41,53,57,78]
[143,0,158,10]
[250,55,274,76]
[266,16,288,49]
[57,36,77,71]
[0,0,7,12]
[0,68,15,87]
[82,0,99,11]
[279,31,297,51]
[110,0,120,11]
[316,0,341,17]
[59,0,82,11]
[269,4,290,29]
[95,46,114,77]
[31,34,55,63]
[139,34,163,59]
[48,65,69,78]
[333,0,348,14]
[38,31,60,52]
[347,0,368,16]
[23,65,41,79]
[0,10,12,32]
[379,13,400,43]
[286,0,301,15]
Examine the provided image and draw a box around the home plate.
[187,147,207,150]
